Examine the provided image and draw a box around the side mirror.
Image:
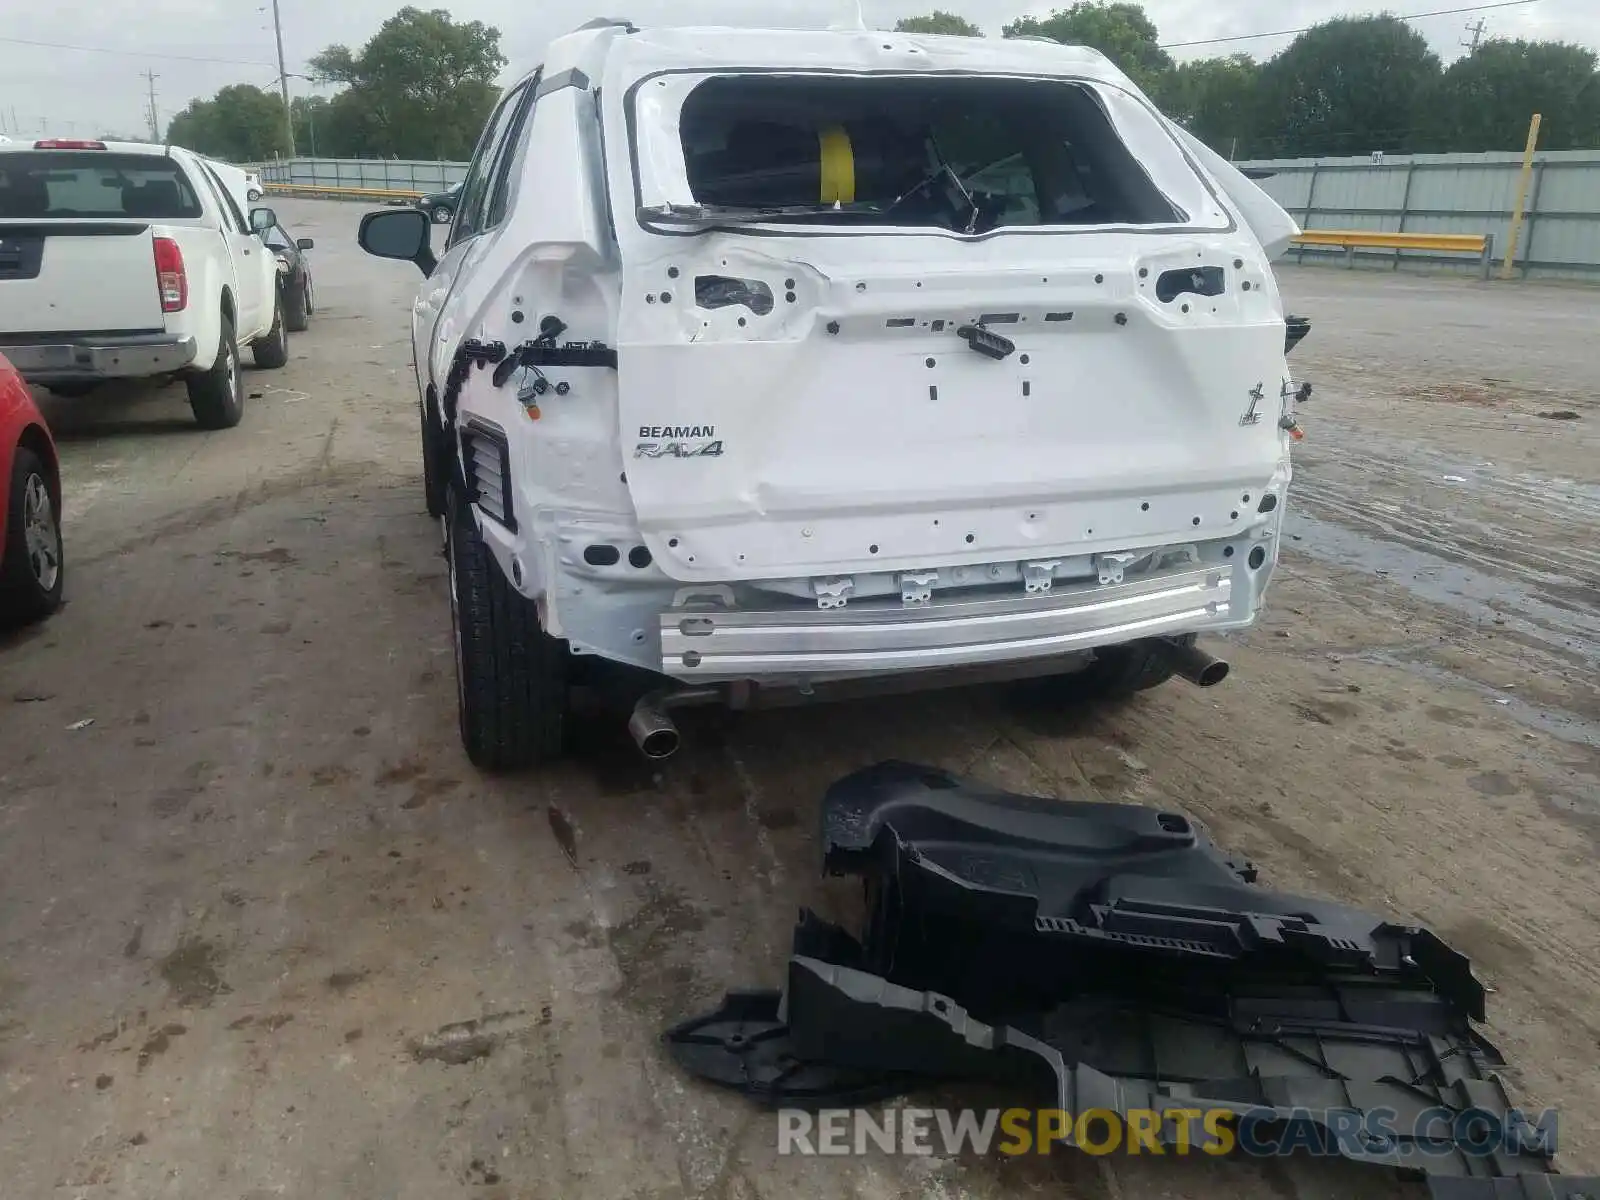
[296,237,314,250]
[249,206,276,234]
[358,208,435,276]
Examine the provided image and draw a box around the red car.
[0,351,63,625]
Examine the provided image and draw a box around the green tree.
[310,6,506,160]
[166,85,289,161]
[1160,55,1260,154]
[1423,39,1600,151]
[894,11,983,36]
[1252,16,1441,157]
[1003,2,1173,91]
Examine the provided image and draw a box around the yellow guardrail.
[1290,229,1496,278]
[263,181,424,201]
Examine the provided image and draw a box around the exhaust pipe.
[628,693,682,760]
[1153,638,1230,688]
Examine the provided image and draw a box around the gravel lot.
[1,199,1595,1199]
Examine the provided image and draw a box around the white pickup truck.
[0,138,288,428]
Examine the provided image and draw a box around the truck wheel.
[252,291,289,369]
[284,280,310,332]
[420,399,446,519]
[445,486,569,770]
[0,447,64,626]
[187,316,245,429]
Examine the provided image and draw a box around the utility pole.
[142,70,160,142]
[1463,18,1487,53]
[269,0,296,157]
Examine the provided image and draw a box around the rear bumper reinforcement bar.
[660,563,1236,679]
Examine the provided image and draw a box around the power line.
[0,33,277,68]
[1159,0,1539,50]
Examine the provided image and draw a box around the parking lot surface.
[1,199,1596,1198]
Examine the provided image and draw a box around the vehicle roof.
[544,24,1124,89]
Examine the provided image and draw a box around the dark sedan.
[413,182,462,225]
[260,222,315,332]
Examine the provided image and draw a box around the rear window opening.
[0,153,204,220]
[673,74,1190,233]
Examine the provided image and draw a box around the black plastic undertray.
[820,761,1484,1021]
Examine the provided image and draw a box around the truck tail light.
[34,139,107,150]
[152,237,188,313]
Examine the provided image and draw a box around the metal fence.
[255,149,1600,280]
[1235,150,1600,281]
[257,157,468,194]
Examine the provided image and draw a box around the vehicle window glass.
[262,225,292,250]
[0,152,204,220]
[485,77,539,228]
[450,80,530,247]
[199,162,250,233]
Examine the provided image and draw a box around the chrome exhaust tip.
[628,694,682,760]
[1154,638,1230,688]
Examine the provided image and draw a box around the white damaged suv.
[359,19,1311,770]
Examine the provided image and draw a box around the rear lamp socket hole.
[666,266,679,278]
[1020,354,1030,365]
[1094,274,1104,283]
[1192,516,1202,526]
[869,544,879,555]
[1140,502,1150,511]
[1230,510,1239,520]
[965,533,975,544]
[1223,546,1235,558]
[668,537,679,548]
[628,546,652,569]
[1248,546,1267,569]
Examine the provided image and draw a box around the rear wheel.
[251,290,289,369]
[284,277,310,332]
[45,383,98,399]
[445,486,569,770]
[187,316,244,429]
[0,447,64,626]
[1071,635,1188,700]
[432,205,453,225]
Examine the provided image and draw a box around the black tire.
[0,447,64,626]
[187,316,245,429]
[432,205,453,225]
[252,290,289,369]
[445,486,569,770]
[247,188,263,202]
[45,382,98,398]
[420,398,446,519]
[284,277,309,332]
[1071,635,1189,700]
[303,274,314,315]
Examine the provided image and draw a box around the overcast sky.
[2,0,1596,140]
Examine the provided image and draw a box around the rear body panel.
[0,222,164,334]
[598,35,1297,590]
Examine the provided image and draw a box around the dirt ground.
[0,200,1595,1200]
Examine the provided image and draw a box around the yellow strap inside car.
[817,125,856,204]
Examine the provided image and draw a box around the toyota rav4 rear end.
[380,23,1311,767]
